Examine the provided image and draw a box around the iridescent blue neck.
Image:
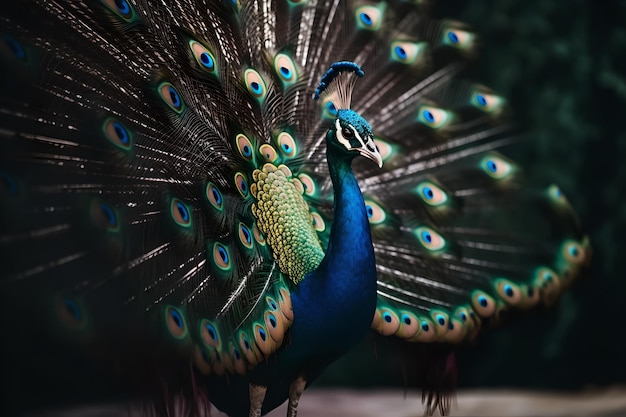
[320,147,377,294]
[287,142,378,361]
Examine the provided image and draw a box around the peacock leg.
[286,376,307,417]
[249,384,267,417]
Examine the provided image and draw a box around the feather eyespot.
[378,308,400,336]
[103,118,133,151]
[102,0,137,22]
[561,240,586,265]
[238,222,253,249]
[355,5,383,31]
[230,347,243,360]
[170,198,192,228]
[212,243,231,271]
[416,226,446,251]
[482,155,513,179]
[455,307,472,326]
[397,311,420,339]
[471,291,496,317]
[443,28,475,50]
[274,53,298,86]
[244,69,267,102]
[236,134,254,161]
[472,91,504,113]
[417,182,448,206]
[259,144,278,163]
[417,105,453,129]
[91,200,120,232]
[189,40,217,75]
[205,182,224,211]
[310,212,326,232]
[58,298,86,329]
[239,332,250,351]
[534,266,562,304]
[444,318,467,343]
[550,185,562,198]
[229,343,246,375]
[165,306,188,339]
[412,318,436,342]
[431,311,448,330]
[201,319,220,348]
[364,200,386,225]
[234,172,249,197]
[534,267,560,288]
[278,287,293,322]
[264,310,285,343]
[1,35,27,61]
[547,184,569,204]
[547,184,574,211]
[238,331,260,366]
[495,279,522,305]
[256,324,266,340]
[266,297,278,312]
[277,132,297,158]
[322,100,338,119]
[158,82,185,114]
[390,41,427,65]
[298,174,317,196]
[253,322,275,356]
[518,284,541,309]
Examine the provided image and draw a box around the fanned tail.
[0,1,590,416]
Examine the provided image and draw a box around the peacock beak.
[358,139,383,168]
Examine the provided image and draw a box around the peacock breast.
[250,163,325,283]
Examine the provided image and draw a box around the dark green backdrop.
[317,0,626,390]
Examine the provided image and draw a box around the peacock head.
[328,109,382,168]
[315,61,383,168]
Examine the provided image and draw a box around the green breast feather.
[251,162,324,283]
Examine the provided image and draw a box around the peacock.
[0,0,591,416]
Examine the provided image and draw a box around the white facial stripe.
[335,119,366,150]
[335,119,351,149]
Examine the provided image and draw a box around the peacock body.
[0,1,590,416]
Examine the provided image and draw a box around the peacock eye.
[342,127,353,138]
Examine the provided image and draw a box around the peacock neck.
[322,148,377,286]
[288,144,378,357]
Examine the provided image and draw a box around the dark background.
[317,0,626,391]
